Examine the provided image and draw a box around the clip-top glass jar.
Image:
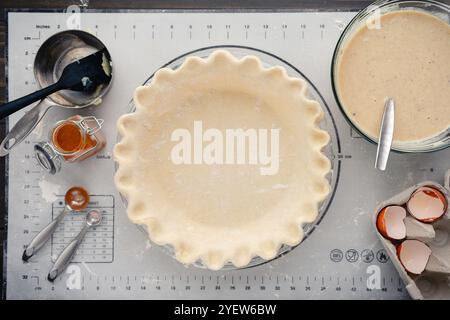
[34,115,106,174]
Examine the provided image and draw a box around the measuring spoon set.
[22,186,102,281]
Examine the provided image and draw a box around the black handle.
[0,82,62,120]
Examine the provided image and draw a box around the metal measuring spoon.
[375,98,395,171]
[22,186,90,262]
[48,209,102,282]
[0,30,113,156]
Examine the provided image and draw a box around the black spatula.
[0,48,111,120]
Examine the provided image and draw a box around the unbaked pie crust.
[114,50,331,270]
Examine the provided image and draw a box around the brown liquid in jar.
[52,122,84,154]
[51,116,103,161]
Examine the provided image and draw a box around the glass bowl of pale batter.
[331,0,450,153]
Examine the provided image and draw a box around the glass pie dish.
[331,0,450,153]
[116,45,341,269]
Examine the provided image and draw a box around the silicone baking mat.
[4,10,449,299]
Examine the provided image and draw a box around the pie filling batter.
[114,50,331,270]
[336,10,450,143]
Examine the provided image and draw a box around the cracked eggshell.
[397,239,431,275]
[407,186,448,223]
[372,172,450,299]
[376,205,407,240]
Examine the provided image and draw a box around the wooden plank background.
[0,0,375,299]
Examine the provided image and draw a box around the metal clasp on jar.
[79,116,104,136]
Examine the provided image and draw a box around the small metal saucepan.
[0,30,113,156]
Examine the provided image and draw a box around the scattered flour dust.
[38,179,61,203]
[135,239,153,260]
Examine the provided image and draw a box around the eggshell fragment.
[407,187,447,223]
[397,239,432,275]
[377,206,407,240]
